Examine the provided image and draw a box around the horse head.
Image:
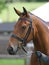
[7,7,34,55]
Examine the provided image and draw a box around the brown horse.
[7,7,49,65]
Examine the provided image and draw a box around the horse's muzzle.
[7,46,16,55]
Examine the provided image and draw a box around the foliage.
[37,0,49,2]
[0,0,48,13]
[13,0,49,2]
[0,2,45,22]
[0,0,6,13]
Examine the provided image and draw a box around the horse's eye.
[22,26,26,30]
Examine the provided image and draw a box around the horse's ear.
[23,7,29,17]
[14,7,21,16]
[23,7,27,14]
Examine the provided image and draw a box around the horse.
[7,7,49,65]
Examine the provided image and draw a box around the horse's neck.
[33,15,49,55]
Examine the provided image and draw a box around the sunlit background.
[0,0,47,23]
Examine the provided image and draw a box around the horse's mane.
[29,12,48,27]
[30,12,46,23]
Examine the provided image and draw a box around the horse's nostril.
[7,47,13,52]
[10,47,13,51]
[7,46,16,55]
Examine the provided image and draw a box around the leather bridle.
[11,17,33,53]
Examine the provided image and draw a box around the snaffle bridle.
[11,17,32,52]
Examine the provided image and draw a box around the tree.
[37,0,49,2]
[0,0,6,13]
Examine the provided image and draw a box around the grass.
[0,59,24,65]
[0,2,46,22]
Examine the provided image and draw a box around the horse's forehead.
[15,15,31,27]
[15,20,25,27]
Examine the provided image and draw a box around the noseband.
[11,18,32,53]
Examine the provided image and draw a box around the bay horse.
[7,7,49,65]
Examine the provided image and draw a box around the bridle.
[11,17,33,53]
[11,16,41,65]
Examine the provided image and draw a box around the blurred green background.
[0,0,48,22]
[0,0,48,65]
[0,59,24,65]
